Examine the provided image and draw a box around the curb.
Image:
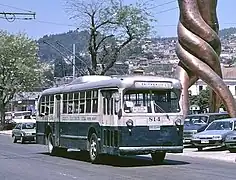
[0,130,12,136]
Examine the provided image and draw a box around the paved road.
[0,135,236,180]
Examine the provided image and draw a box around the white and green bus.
[36,75,184,163]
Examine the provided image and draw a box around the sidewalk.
[0,130,12,135]
[171,147,236,163]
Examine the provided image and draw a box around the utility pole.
[72,44,76,80]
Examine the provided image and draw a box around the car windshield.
[22,123,35,129]
[184,116,208,125]
[123,89,180,113]
[206,121,234,130]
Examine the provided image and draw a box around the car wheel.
[197,147,203,151]
[12,135,17,143]
[151,152,166,164]
[89,133,100,163]
[229,148,236,153]
[20,136,25,144]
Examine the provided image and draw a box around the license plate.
[149,125,160,131]
[201,140,209,143]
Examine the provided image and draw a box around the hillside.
[219,27,236,38]
[37,27,236,63]
[38,30,90,63]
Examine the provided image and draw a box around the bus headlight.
[175,118,182,126]
[126,119,134,129]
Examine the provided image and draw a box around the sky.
[0,0,236,40]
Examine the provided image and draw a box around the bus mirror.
[118,109,122,119]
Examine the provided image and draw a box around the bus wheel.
[197,147,203,151]
[47,133,55,155]
[89,133,100,163]
[151,152,166,164]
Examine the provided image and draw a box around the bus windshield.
[123,89,180,113]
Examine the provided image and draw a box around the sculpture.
[176,0,236,117]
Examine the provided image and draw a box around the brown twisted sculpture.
[176,0,236,117]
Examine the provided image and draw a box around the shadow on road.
[40,151,190,167]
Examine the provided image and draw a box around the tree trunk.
[0,103,5,130]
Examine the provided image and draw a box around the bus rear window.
[123,90,180,113]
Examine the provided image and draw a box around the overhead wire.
[147,0,176,10]
[0,3,33,12]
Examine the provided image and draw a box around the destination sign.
[134,81,172,89]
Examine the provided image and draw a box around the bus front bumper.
[119,146,183,155]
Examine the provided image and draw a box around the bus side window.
[63,94,67,114]
[92,90,98,113]
[68,93,73,114]
[74,93,79,113]
[111,98,114,115]
[40,96,46,114]
[49,95,54,114]
[107,98,110,115]
[86,91,92,113]
[103,98,106,115]
[80,92,85,113]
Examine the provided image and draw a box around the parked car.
[12,120,36,144]
[183,112,229,144]
[191,118,236,151]
[225,131,236,153]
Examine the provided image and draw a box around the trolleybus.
[36,75,184,163]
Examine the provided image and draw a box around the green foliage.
[0,30,42,123]
[189,88,210,112]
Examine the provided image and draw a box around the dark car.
[183,112,230,144]
[191,118,236,151]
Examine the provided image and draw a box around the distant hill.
[37,30,90,63]
[219,27,236,38]
[37,27,236,64]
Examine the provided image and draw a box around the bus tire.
[89,133,100,163]
[47,133,56,155]
[197,147,203,151]
[151,152,166,164]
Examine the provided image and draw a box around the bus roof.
[41,75,181,96]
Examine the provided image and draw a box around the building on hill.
[189,65,236,100]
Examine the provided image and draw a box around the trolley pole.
[72,44,76,80]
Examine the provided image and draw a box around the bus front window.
[123,90,180,113]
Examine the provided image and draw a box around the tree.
[65,0,153,75]
[189,88,210,113]
[0,31,42,128]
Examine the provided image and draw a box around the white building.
[189,66,236,99]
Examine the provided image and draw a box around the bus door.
[54,94,61,146]
[101,89,120,147]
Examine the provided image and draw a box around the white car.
[191,118,236,151]
[12,121,36,144]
